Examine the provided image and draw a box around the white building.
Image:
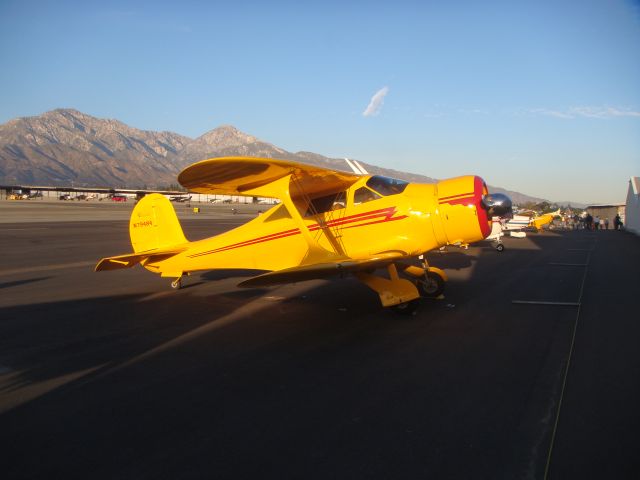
[625,177,640,235]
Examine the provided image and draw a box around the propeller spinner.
[481,193,512,218]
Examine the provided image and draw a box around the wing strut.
[269,174,343,263]
[289,172,347,256]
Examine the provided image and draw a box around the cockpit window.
[354,187,381,205]
[304,191,346,216]
[366,175,409,196]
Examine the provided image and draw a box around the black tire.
[170,277,182,290]
[496,243,505,252]
[417,271,445,298]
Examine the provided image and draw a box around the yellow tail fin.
[129,193,187,252]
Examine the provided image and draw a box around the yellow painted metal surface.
[96,157,496,307]
[531,209,560,231]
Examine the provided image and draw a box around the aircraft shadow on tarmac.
[0,229,610,479]
[0,277,52,290]
[425,249,476,270]
[0,231,566,394]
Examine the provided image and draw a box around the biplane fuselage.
[97,157,509,309]
[530,209,560,231]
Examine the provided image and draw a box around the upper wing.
[178,156,361,200]
[237,252,405,287]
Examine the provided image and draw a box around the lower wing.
[237,252,405,287]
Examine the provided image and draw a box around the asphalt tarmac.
[1,201,639,479]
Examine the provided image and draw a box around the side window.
[330,191,346,211]
[304,191,347,216]
[354,187,381,205]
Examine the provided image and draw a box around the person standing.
[594,215,600,230]
[614,214,622,230]
[585,213,593,230]
[604,218,609,230]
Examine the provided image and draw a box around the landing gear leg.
[416,255,446,298]
[355,263,421,313]
[170,276,183,290]
[417,271,445,298]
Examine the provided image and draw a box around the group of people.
[582,213,623,231]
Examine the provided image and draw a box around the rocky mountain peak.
[0,108,548,203]
[196,124,260,147]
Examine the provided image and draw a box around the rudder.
[129,193,187,253]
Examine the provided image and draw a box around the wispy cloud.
[363,87,389,117]
[531,106,640,119]
[530,108,575,119]
[571,106,640,118]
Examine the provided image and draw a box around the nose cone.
[481,193,512,218]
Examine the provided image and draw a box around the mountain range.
[0,108,547,204]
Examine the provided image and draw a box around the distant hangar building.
[625,177,640,235]
[586,203,626,228]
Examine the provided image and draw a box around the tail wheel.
[417,271,445,298]
[496,243,505,252]
[171,277,182,290]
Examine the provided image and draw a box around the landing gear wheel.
[496,243,505,252]
[391,299,421,315]
[171,277,183,290]
[417,271,445,298]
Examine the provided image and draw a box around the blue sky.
[1,0,638,204]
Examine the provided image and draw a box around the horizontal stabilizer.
[238,252,404,287]
[95,247,186,272]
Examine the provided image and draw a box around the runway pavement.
[1,201,639,479]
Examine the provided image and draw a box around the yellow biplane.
[96,157,511,312]
[530,208,561,232]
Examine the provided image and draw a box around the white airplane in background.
[501,214,531,234]
[487,207,563,250]
[485,211,530,251]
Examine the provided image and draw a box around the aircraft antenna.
[352,160,369,175]
[344,158,361,175]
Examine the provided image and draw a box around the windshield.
[366,176,409,196]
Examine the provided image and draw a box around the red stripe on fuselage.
[187,206,407,258]
[308,206,398,230]
[439,195,475,206]
[187,228,301,258]
[438,192,474,202]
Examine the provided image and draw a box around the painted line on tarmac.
[543,247,593,479]
[512,300,580,307]
[548,262,588,266]
[0,261,96,276]
[3,227,50,231]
